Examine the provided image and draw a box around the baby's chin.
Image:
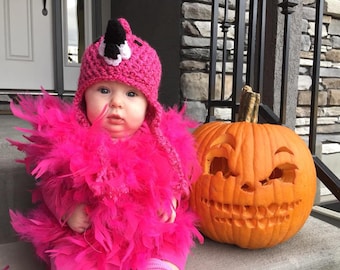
[106,129,136,140]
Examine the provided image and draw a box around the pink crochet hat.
[74,18,162,127]
[73,18,186,192]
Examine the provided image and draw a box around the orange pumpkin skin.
[190,121,316,249]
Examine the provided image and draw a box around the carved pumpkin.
[190,87,316,249]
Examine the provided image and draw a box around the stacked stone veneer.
[180,0,340,154]
[298,0,340,154]
[181,0,235,123]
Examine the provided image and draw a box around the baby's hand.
[65,204,91,233]
[158,198,178,223]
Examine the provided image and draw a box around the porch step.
[0,216,339,270]
[0,101,11,115]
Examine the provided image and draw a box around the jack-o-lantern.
[190,86,316,249]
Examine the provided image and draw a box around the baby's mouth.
[108,113,121,118]
[107,114,124,123]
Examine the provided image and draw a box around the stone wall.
[180,0,340,154]
[297,0,340,154]
[181,0,236,123]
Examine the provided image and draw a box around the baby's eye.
[127,91,137,97]
[99,87,110,94]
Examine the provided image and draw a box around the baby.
[9,18,202,270]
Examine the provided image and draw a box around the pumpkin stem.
[237,85,260,123]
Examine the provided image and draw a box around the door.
[0,0,95,93]
[0,0,54,90]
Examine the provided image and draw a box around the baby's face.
[84,81,147,139]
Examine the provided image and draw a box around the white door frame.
[62,0,93,92]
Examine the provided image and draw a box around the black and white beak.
[98,19,131,66]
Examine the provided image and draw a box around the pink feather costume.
[9,92,202,270]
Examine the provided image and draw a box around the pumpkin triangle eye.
[269,167,283,179]
[210,157,235,177]
[260,165,296,185]
[259,168,283,186]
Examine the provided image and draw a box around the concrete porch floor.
[1,114,340,270]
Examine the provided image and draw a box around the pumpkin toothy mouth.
[200,198,302,228]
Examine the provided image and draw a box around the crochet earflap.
[98,19,131,66]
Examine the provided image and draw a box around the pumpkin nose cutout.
[241,183,255,192]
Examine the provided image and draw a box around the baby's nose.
[110,95,123,108]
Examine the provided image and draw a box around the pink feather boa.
[9,93,203,270]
